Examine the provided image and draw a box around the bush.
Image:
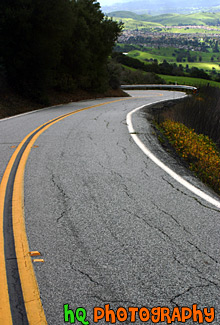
[120,69,164,85]
[107,58,164,86]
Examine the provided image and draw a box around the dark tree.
[0,0,122,100]
[213,41,219,53]
[59,0,122,92]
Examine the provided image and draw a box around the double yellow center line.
[0,98,130,324]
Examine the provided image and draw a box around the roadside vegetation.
[159,120,220,194]
[108,58,164,87]
[158,86,220,147]
[153,86,220,194]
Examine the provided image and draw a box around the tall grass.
[157,86,220,148]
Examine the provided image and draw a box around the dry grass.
[157,86,220,149]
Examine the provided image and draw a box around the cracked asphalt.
[1,90,220,324]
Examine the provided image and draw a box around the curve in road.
[0,98,131,324]
[0,90,219,324]
[127,101,220,209]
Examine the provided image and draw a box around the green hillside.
[128,48,220,62]
[158,74,220,87]
[108,11,150,20]
[109,11,220,27]
[128,49,220,72]
[112,18,163,29]
[147,12,220,25]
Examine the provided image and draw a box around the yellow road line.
[0,97,130,323]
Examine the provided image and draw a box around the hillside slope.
[109,11,220,26]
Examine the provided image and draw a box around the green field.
[128,48,220,63]
[186,62,220,72]
[127,49,220,72]
[158,74,220,87]
[128,49,176,63]
[163,27,220,34]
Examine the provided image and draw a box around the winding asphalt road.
[1,90,220,324]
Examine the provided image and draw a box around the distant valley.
[103,0,220,15]
[110,10,220,88]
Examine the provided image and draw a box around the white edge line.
[126,97,220,209]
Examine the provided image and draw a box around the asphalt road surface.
[1,90,220,324]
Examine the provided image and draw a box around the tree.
[0,0,73,101]
[0,0,123,100]
[0,0,34,93]
[60,0,123,92]
[189,67,210,80]
[213,41,219,53]
[176,55,182,62]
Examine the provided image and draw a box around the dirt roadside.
[0,88,129,119]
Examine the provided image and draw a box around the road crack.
[173,252,220,287]
[170,284,213,307]
[187,240,219,265]
[50,171,70,222]
[110,170,133,199]
[124,209,174,243]
[162,176,220,214]
[69,262,102,287]
[151,201,192,235]
[116,141,129,161]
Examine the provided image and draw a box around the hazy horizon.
[98,0,220,14]
[98,0,128,6]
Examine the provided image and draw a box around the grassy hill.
[107,11,150,20]
[112,18,163,29]
[109,11,220,27]
[158,74,220,87]
[148,12,220,25]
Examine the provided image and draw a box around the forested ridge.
[0,0,122,103]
